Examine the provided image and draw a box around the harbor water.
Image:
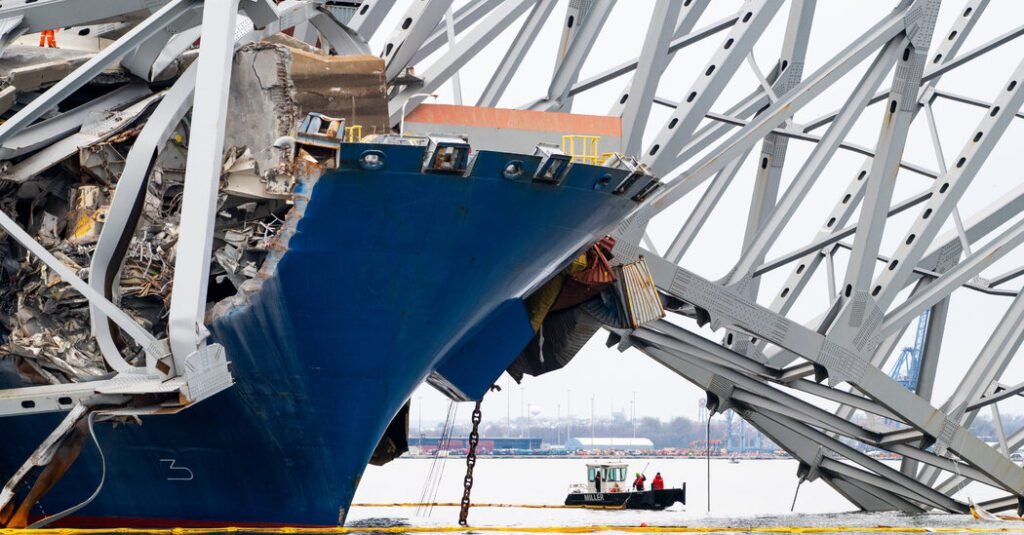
[349,457,1012,533]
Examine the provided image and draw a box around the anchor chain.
[459,385,499,527]
[458,401,482,527]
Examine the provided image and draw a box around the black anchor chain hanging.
[459,384,499,527]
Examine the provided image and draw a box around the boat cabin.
[583,462,629,493]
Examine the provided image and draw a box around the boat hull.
[564,486,687,510]
[0,143,650,526]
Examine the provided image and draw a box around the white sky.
[367,1,1024,427]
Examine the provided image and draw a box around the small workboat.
[564,462,686,510]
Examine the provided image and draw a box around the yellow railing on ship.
[561,135,601,165]
[344,124,363,142]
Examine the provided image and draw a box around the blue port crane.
[889,310,930,390]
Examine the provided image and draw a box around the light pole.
[527,403,532,439]
[590,395,595,445]
[521,385,526,439]
[399,93,437,136]
[632,391,637,440]
[557,404,561,445]
[566,389,572,441]
[630,400,635,440]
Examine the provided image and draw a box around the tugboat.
[564,463,686,510]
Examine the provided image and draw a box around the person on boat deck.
[652,472,665,490]
[633,472,646,491]
[611,483,621,493]
[594,470,603,492]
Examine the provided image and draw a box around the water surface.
[350,457,1010,533]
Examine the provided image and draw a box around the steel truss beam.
[636,343,964,512]
[643,0,783,174]
[615,0,683,155]
[380,0,454,83]
[388,0,535,122]
[408,0,494,66]
[476,0,556,108]
[646,4,910,205]
[663,1,813,271]
[726,0,815,359]
[629,246,1024,497]
[166,0,243,371]
[0,0,197,145]
[348,0,396,41]
[526,0,615,112]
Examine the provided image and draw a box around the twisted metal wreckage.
[1,0,1024,522]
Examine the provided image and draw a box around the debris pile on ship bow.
[0,40,387,387]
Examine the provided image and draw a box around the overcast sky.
[367,1,1024,429]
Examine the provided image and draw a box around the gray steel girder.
[638,344,954,511]
[647,4,909,207]
[644,0,783,173]
[0,0,197,146]
[477,0,556,108]
[527,0,615,112]
[634,250,1024,497]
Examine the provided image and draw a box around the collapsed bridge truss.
[3,0,1024,516]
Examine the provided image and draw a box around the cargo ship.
[0,37,663,526]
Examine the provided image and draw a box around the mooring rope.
[417,401,457,517]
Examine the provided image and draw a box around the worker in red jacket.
[632,472,646,491]
[652,472,665,490]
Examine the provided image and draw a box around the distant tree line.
[970,414,1024,445]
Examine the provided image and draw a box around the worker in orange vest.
[39,29,57,48]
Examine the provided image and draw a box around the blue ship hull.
[0,143,649,526]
